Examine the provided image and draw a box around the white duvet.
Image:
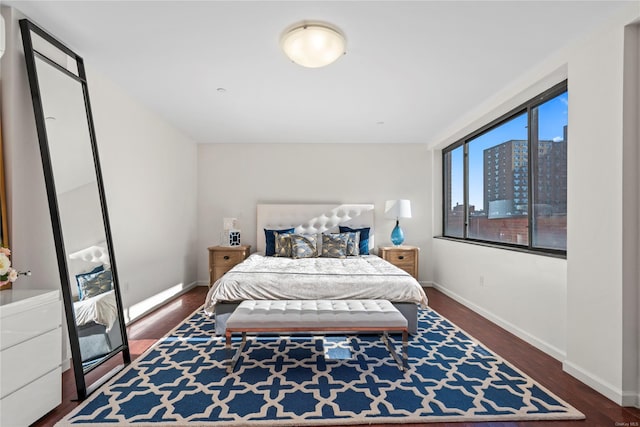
[203,254,428,315]
[73,289,118,332]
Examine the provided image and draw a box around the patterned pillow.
[291,234,318,259]
[342,231,360,256]
[339,226,370,255]
[75,265,104,300]
[321,234,348,258]
[274,232,293,257]
[264,228,294,256]
[78,269,113,301]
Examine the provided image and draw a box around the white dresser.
[0,289,62,427]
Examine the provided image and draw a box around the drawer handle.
[223,255,230,260]
[398,255,405,260]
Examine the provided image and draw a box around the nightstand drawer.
[395,265,416,277]
[385,250,415,265]
[212,266,230,280]
[208,245,252,286]
[378,246,419,280]
[213,251,246,267]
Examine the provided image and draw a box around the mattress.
[203,254,428,315]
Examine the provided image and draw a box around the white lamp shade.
[281,24,346,68]
[385,200,412,219]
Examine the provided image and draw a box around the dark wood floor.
[34,286,640,427]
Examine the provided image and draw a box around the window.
[442,81,567,255]
[468,112,528,243]
[443,145,464,238]
[531,91,568,250]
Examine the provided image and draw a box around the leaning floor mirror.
[20,19,130,399]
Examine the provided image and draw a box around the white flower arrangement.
[0,247,28,288]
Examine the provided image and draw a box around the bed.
[204,204,428,334]
[68,243,123,366]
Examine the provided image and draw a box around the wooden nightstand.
[378,245,419,280]
[208,245,251,286]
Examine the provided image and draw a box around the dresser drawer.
[0,299,61,351]
[213,251,246,267]
[0,367,61,427]
[0,327,62,398]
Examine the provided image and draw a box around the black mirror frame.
[19,19,131,400]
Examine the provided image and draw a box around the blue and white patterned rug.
[57,307,584,426]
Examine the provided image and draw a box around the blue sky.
[449,91,568,209]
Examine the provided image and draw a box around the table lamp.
[385,200,412,246]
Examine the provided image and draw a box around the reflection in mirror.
[20,19,130,399]
[67,244,123,371]
[36,56,123,370]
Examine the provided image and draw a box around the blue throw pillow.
[78,269,113,301]
[75,265,104,299]
[264,228,295,256]
[339,226,370,255]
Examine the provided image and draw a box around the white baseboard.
[562,360,630,406]
[431,282,640,407]
[430,282,566,361]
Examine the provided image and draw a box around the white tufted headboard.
[67,242,111,297]
[256,204,375,254]
[68,243,111,266]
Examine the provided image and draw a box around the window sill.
[433,236,566,260]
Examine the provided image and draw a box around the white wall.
[620,21,638,407]
[0,7,199,365]
[635,23,640,409]
[564,13,640,406]
[58,182,105,256]
[197,143,432,284]
[432,241,568,358]
[1,6,59,293]
[428,4,640,406]
[87,65,199,318]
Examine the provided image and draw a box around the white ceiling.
[8,1,633,145]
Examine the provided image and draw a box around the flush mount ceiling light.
[280,23,346,68]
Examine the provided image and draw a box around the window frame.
[441,80,567,257]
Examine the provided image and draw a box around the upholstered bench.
[224,299,408,373]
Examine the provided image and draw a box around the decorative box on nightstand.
[208,245,251,286]
[378,245,419,280]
